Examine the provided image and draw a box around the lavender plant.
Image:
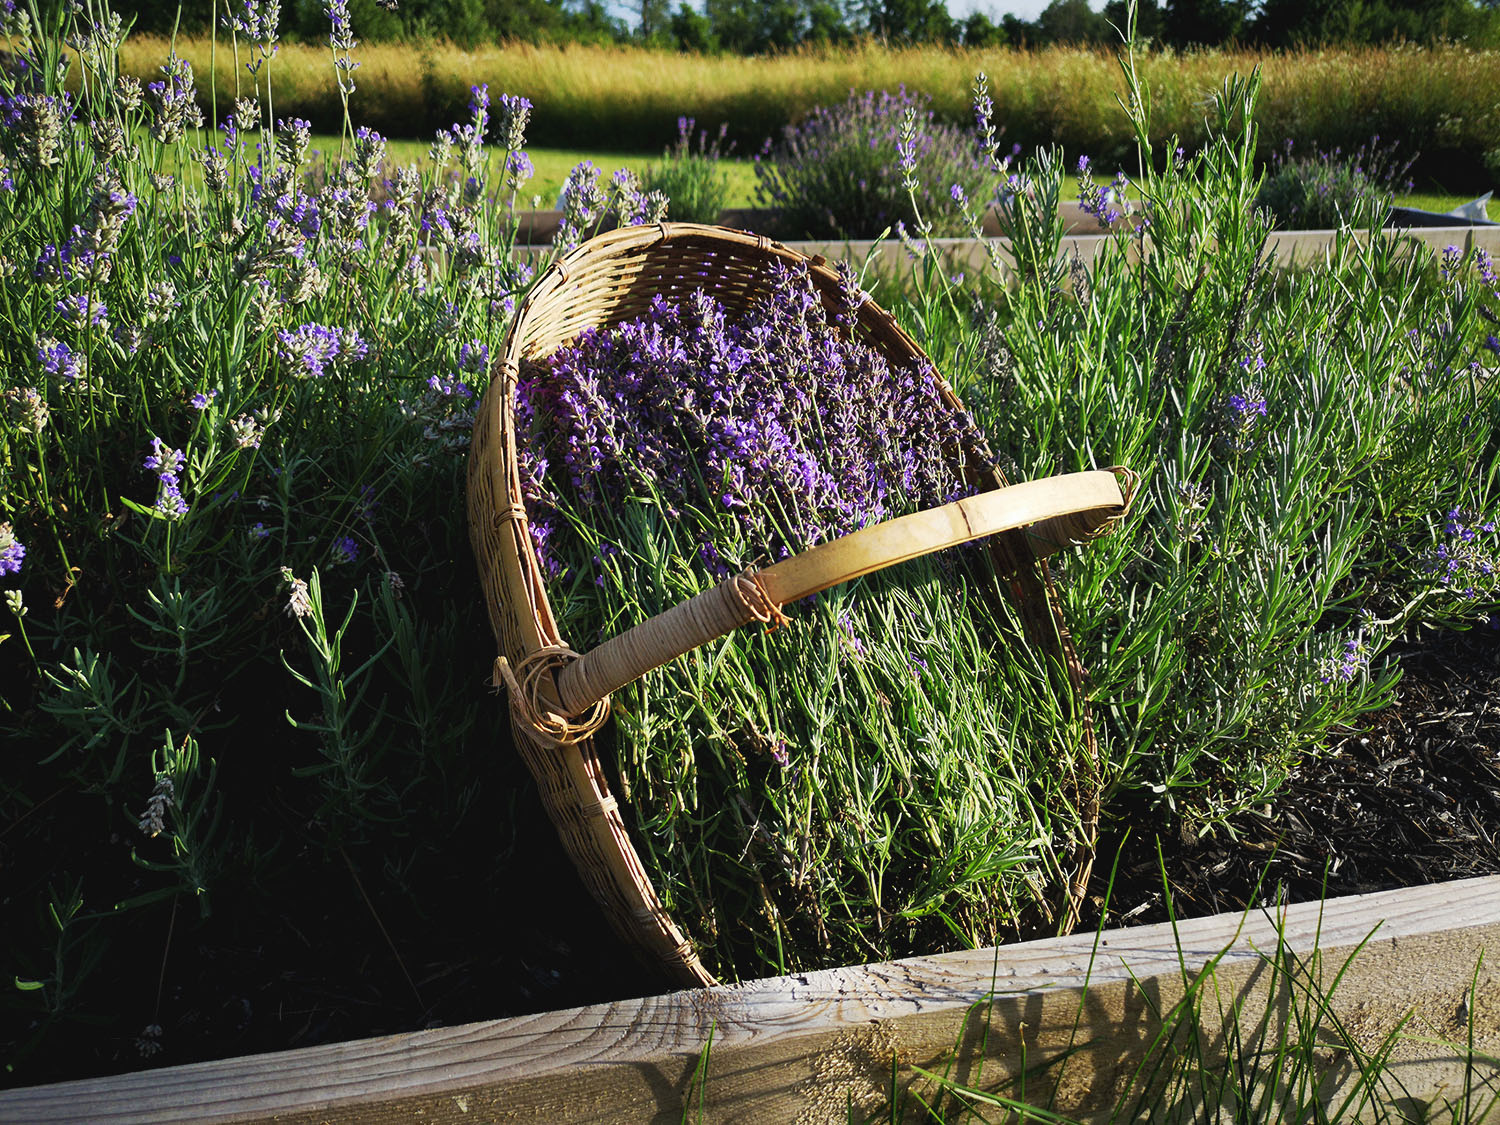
[0,0,652,1077]
[1255,135,1416,230]
[923,23,1500,831]
[640,116,733,224]
[753,87,1000,240]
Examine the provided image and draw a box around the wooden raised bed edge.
[3,876,1496,1124]
[518,203,1499,246]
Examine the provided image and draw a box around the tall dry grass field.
[118,37,1500,185]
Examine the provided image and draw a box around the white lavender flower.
[246,284,278,333]
[137,774,175,837]
[281,256,325,305]
[229,413,262,449]
[325,0,360,94]
[277,117,312,167]
[89,116,131,163]
[113,322,143,357]
[350,125,385,180]
[10,93,70,171]
[135,1024,164,1059]
[1174,480,1210,542]
[198,145,230,195]
[3,385,49,433]
[114,74,143,112]
[73,9,127,70]
[229,406,282,449]
[280,566,312,618]
[233,96,261,135]
[143,279,178,325]
[495,93,532,151]
[225,0,280,74]
[384,165,422,242]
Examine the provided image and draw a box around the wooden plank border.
[3,877,1497,1123]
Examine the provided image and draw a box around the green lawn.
[306,135,761,209]
[307,136,1498,220]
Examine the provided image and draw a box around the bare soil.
[1091,625,1500,931]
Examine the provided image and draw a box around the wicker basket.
[467,223,1132,987]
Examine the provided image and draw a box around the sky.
[611,0,1091,33]
[950,0,1058,19]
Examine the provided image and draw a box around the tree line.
[113,0,1500,53]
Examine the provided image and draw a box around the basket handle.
[527,469,1132,727]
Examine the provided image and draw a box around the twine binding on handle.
[1108,465,1142,517]
[732,569,790,632]
[494,646,612,747]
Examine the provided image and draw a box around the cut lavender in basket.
[515,260,985,583]
[508,260,1073,981]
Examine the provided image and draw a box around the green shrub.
[753,86,999,239]
[0,0,658,1079]
[1255,135,1416,229]
[640,116,733,223]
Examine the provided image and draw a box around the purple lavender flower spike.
[330,535,359,564]
[0,522,24,575]
[515,263,986,587]
[144,437,189,520]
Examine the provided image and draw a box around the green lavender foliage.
[925,55,1500,832]
[0,0,655,1076]
[640,116,734,223]
[561,525,1079,980]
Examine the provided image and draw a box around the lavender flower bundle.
[515,263,1077,979]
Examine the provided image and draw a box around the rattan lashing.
[467,223,1128,987]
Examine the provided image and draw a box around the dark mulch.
[1091,625,1500,931]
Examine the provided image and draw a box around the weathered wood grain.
[2,877,1497,1124]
